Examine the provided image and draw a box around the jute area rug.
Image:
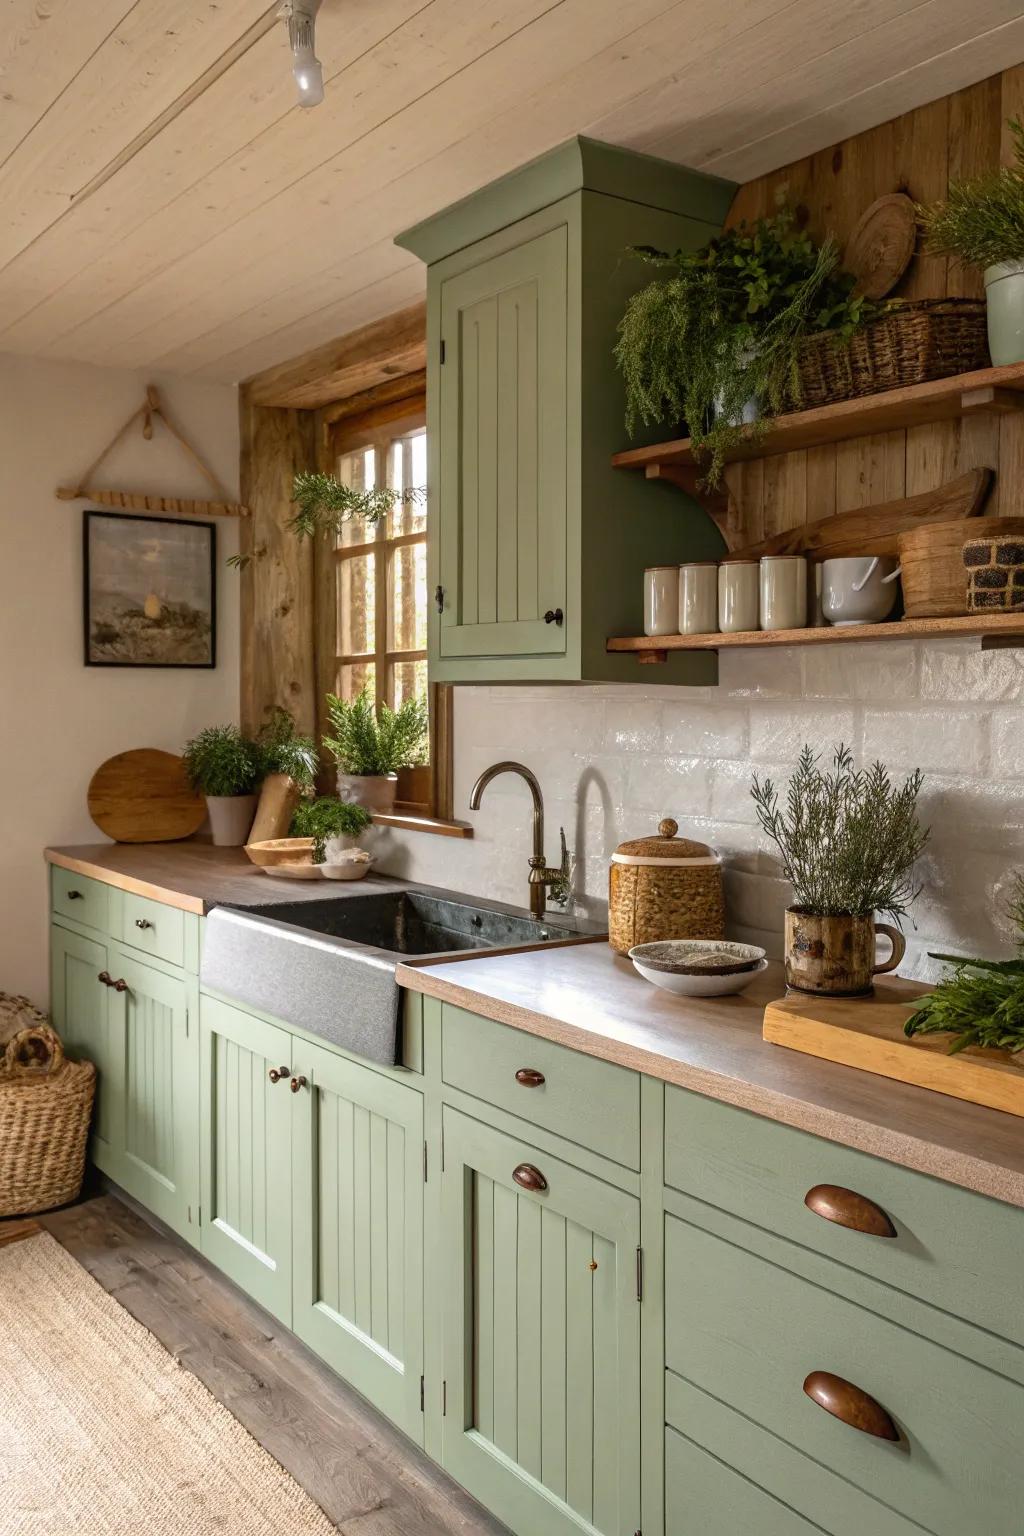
[0,1232,338,1535]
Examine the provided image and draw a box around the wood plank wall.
[722,66,1024,541]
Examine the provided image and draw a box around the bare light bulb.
[283,1,324,108]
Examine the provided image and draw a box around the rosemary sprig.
[904,874,1024,1055]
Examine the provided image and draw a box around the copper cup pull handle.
[268,1066,289,1084]
[512,1163,548,1193]
[515,1068,545,1088]
[873,923,906,976]
[97,970,112,987]
[804,1184,896,1238]
[803,1371,899,1441]
[290,1074,308,1093]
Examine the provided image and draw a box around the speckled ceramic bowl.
[628,939,766,976]
[629,949,768,998]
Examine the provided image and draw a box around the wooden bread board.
[763,986,1024,1118]
[87,748,205,844]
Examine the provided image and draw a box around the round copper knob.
[290,1074,308,1093]
[98,971,113,987]
[268,1066,289,1084]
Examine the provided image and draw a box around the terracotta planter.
[247,773,301,845]
[205,793,258,847]
[784,909,906,997]
[337,772,398,814]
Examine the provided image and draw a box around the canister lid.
[611,818,720,867]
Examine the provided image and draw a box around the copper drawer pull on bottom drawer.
[512,1163,548,1193]
[514,1068,545,1087]
[805,1184,896,1238]
[803,1371,899,1441]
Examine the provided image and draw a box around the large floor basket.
[0,1022,95,1217]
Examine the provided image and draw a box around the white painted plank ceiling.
[1,0,1021,382]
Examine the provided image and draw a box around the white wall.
[0,353,240,1006]
[373,640,1024,981]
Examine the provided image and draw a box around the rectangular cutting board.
[763,986,1024,1118]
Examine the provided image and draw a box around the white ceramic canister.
[718,559,759,633]
[760,554,808,631]
[678,561,719,635]
[643,565,680,636]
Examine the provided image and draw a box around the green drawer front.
[120,892,185,969]
[665,1213,1024,1536]
[665,1085,1024,1349]
[666,1427,823,1536]
[52,867,109,933]
[441,1004,640,1170]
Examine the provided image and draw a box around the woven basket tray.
[796,298,989,409]
[0,1024,95,1218]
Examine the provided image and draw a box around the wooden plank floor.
[1,1194,506,1536]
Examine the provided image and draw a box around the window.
[321,398,451,820]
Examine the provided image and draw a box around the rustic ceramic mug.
[784,909,906,996]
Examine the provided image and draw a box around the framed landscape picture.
[84,510,216,668]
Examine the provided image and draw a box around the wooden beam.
[320,370,427,427]
[245,303,427,410]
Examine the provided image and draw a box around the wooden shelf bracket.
[56,386,250,518]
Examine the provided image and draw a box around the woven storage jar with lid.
[609,817,725,956]
[0,1022,95,1218]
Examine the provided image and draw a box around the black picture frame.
[83,509,217,669]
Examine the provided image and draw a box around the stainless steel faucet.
[469,760,565,918]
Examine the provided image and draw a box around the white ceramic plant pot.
[984,261,1024,366]
[206,793,258,847]
[336,772,398,814]
[322,833,360,862]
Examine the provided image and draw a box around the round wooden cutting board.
[87,749,206,843]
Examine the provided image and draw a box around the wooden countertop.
[398,945,1024,1209]
[44,843,406,914]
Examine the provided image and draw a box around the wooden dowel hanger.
[56,385,250,518]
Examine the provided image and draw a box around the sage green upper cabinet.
[396,136,735,685]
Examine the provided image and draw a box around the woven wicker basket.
[0,1023,95,1218]
[796,298,989,409]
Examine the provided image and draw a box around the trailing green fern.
[323,688,429,776]
[226,476,426,568]
[290,796,372,863]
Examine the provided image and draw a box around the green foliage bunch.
[255,707,318,787]
[290,797,372,863]
[904,876,1024,1056]
[614,209,876,486]
[751,744,928,925]
[289,474,426,542]
[323,688,429,776]
[919,118,1024,269]
[183,725,261,798]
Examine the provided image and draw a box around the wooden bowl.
[244,837,314,869]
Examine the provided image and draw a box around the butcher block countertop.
[398,944,1024,1210]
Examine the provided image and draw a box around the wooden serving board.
[763,986,1024,1118]
[87,749,205,844]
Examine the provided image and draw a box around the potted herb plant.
[919,118,1024,365]
[183,725,261,846]
[614,209,873,487]
[323,688,429,813]
[248,707,319,845]
[289,797,372,864]
[751,745,928,996]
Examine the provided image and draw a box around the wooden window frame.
[314,388,461,834]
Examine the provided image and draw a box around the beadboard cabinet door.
[105,948,198,1243]
[199,997,294,1323]
[437,226,567,661]
[50,924,122,1166]
[440,1108,641,1536]
[291,1039,425,1442]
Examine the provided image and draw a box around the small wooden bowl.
[244,837,314,869]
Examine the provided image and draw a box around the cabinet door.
[106,948,197,1242]
[50,924,122,1168]
[199,996,293,1322]
[291,1040,425,1441]
[441,1108,640,1536]
[438,226,567,660]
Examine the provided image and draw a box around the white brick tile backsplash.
[378,639,1024,972]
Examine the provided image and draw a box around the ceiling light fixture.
[279,0,324,109]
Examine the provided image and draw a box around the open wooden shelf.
[607,612,1024,661]
[611,361,1024,497]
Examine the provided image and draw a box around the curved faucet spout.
[469,760,552,916]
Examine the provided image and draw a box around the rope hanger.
[56,386,250,518]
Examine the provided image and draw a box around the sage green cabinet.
[439,1106,641,1536]
[50,924,120,1163]
[199,995,295,1323]
[397,136,735,685]
[291,1037,425,1443]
